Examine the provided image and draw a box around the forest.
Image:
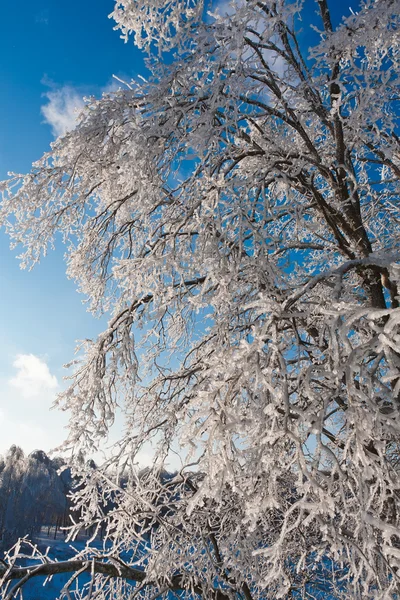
[0,445,72,551]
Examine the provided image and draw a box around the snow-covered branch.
[1,0,400,597]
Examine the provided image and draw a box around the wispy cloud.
[9,354,58,398]
[35,10,49,25]
[212,0,236,17]
[0,355,65,454]
[41,86,85,137]
[40,77,128,139]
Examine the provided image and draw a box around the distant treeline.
[0,445,73,551]
[0,446,178,553]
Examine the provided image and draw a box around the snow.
[13,528,108,600]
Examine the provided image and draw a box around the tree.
[23,451,68,538]
[0,446,26,550]
[1,0,400,597]
[0,448,69,551]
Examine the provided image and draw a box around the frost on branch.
[1,0,400,598]
[111,0,204,52]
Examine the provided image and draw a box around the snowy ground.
[7,528,109,600]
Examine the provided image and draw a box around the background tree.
[1,0,400,598]
[0,447,69,551]
[0,446,26,550]
[23,450,68,539]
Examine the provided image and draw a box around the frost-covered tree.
[0,448,69,551]
[23,451,68,536]
[1,0,400,598]
[0,446,26,550]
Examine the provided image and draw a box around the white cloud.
[212,0,236,17]
[0,355,66,455]
[9,354,58,399]
[41,86,85,137]
[102,77,127,93]
[35,10,49,25]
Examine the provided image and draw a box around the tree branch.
[1,559,231,600]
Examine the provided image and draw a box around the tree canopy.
[1,0,400,598]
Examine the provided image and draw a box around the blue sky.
[0,0,358,457]
[0,0,147,456]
